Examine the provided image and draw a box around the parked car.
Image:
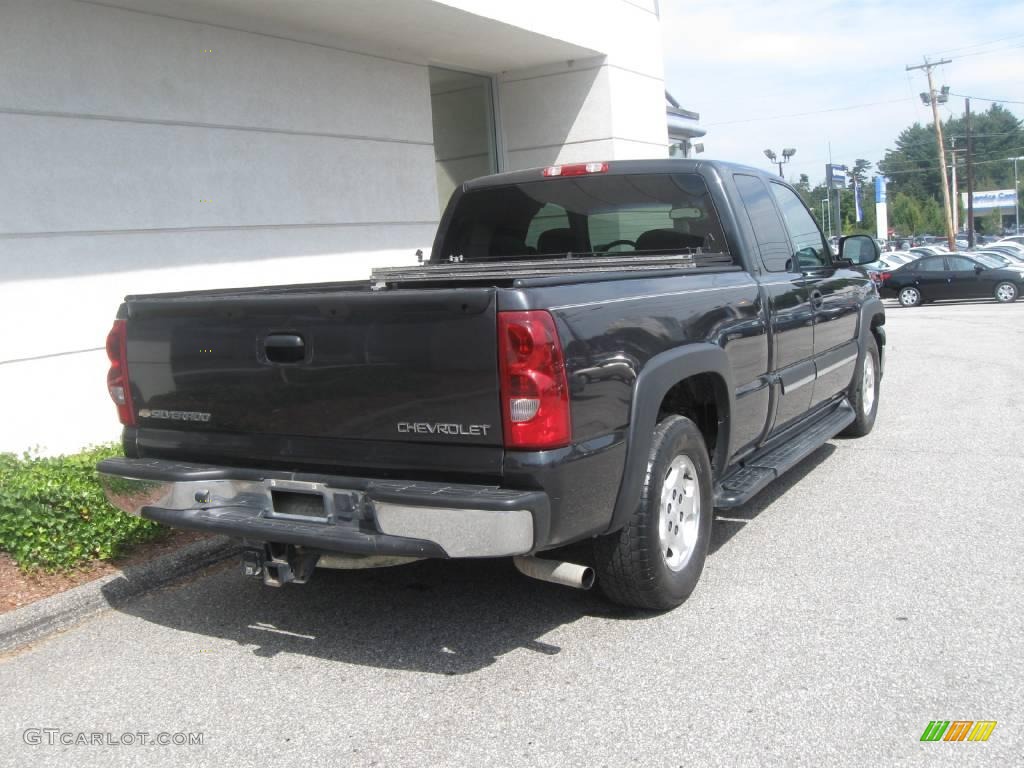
[880,252,1022,306]
[977,250,1024,269]
[992,240,1024,256]
[998,236,1024,247]
[908,245,948,258]
[864,252,913,285]
[94,158,886,611]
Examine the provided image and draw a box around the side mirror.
[839,234,880,266]
[975,265,984,274]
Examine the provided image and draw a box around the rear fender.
[859,296,886,374]
[607,344,734,533]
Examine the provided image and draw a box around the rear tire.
[593,415,712,611]
[898,286,922,307]
[840,335,880,438]
[994,281,1018,303]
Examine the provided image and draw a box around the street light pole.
[764,148,797,179]
[1012,156,1024,235]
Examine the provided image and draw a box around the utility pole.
[966,98,975,249]
[907,58,955,251]
[949,142,959,235]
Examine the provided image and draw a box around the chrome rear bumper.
[98,458,542,559]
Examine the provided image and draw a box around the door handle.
[264,334,306,364]
[810,290,824,309]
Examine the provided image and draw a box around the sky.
[660,0,1024,186]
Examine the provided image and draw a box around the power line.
[948,42,1024,61]
[704,97,913,127]
[950,92,1024,106]
[931,33,1024,57]
[878,138,1024,171]
[880,148,1024,176]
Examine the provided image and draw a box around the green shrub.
[0,444,166,571]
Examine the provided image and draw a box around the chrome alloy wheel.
[995,282,1017,302]
[899,287,920,307]
[659,455,701,572]
[862,352,876,416]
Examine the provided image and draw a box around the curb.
[0,536,240,654]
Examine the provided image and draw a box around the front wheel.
[994,281,1018,303]
[593,415,713,611]
[898,286,922,307]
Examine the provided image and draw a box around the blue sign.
[874,175,887,204]
[826,164,848,190]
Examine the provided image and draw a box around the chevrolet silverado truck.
[99,159,885,610]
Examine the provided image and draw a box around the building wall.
[496,0,668,170]
[0,0,439,453]
[0,0,669,454]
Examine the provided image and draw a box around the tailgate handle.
[264,334,306,364]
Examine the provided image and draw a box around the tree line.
[793,104,1023,237]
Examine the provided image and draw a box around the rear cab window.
[437,173,732,264]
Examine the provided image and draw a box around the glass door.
[428,67,498,213]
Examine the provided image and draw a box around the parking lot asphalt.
[2,299,1022,767]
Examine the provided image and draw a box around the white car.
[908,246,948,258]
[977,250,1024,272]
[994,239,1024,255]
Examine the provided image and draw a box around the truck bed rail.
[371,252,735,284]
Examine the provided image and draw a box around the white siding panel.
[0,113,438,234]
[499,65,612,154]
[0,225,435,362]
[0,0,433,143]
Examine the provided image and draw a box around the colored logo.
[920,721,997,742]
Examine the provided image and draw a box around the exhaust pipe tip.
[513,556,595,591]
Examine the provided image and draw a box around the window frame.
[768,181,833,271]
[914,256,947,273]
[733,173,798,274]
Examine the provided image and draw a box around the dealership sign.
[826,164,848,189]
[962,189,1017,211]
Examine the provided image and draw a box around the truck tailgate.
[125,285,503,451]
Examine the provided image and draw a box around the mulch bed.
[0,530,210,615]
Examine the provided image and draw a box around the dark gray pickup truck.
[99,159,885,610]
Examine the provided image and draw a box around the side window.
[946,255,976,272]
[525,204,570,251]
[733,174,793,272]
[917,257,946,272]
[769,183,831,269]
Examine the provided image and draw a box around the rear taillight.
[542,162,608,177]
[880,271,892,283]
[498,311,571,450]
[105,319,136,426]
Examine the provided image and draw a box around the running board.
[713,400,856,509]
